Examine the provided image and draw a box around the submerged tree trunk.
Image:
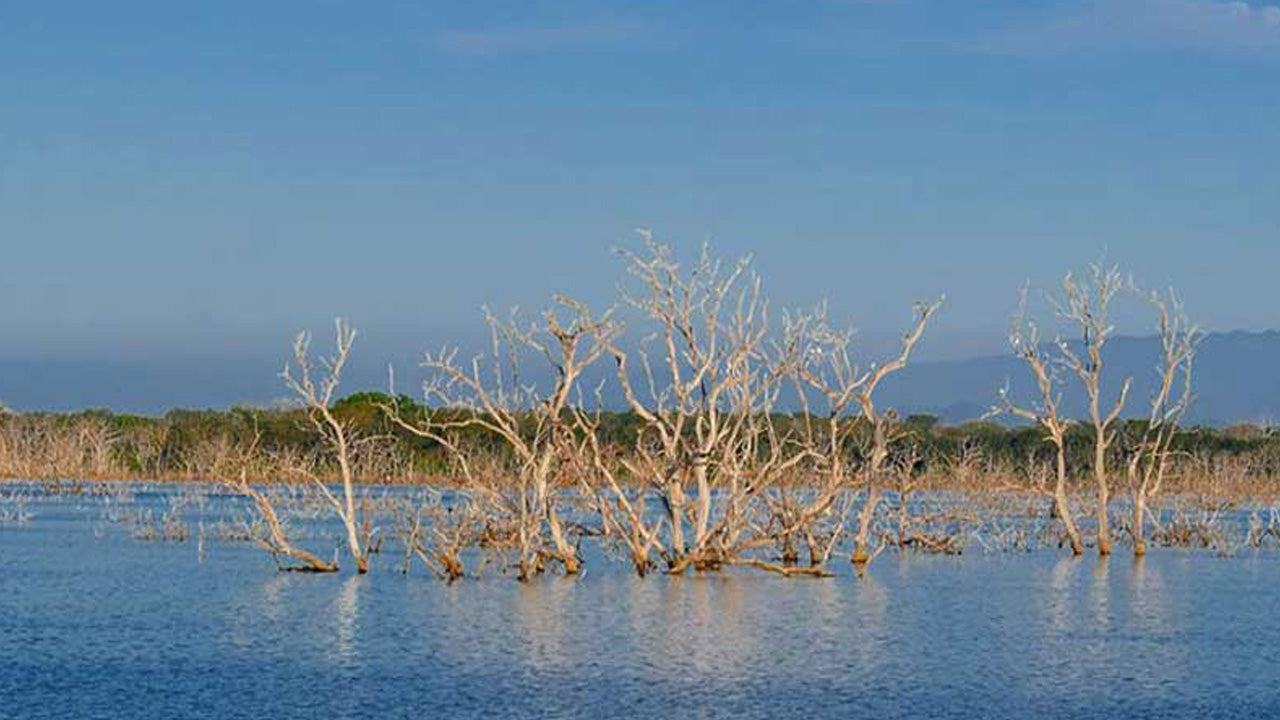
[1054,448,1084,556]
[240,483,338,573]
[1133,494,1147,557]
[1054,488,1084,556]
[547,503,580,574]
[851,486,880,567]
[665,478,687,568]
[804,527,824,567]
[1094,442,1112,556]
[339,455,368,574]
[780,530,799,564]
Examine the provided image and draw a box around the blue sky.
[2,0,1279,373]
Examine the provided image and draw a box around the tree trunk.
[665,478,687,566]
[692,458,711,548]
[547,504,580,574]
[1054,447,1084,556]
[851,486,881,566]
[1095,438,1111,556]
[337,445,367,574]
[780,532,798,565]
[804,528,823,567]
[1133,494,1147,558]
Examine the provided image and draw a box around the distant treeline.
[2,392,1278,483]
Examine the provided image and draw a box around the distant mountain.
[874,330,1280,427]
[1,331,1278,425]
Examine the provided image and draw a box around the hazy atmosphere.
[5,5,1280,720]
[3,0,1279,411]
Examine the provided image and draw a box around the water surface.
[2,485,1277,719]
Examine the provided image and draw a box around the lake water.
[2,483,1279,719]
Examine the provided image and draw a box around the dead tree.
[394,491,481,580]
[1052,264,1131,556]
[606,236,812,575]
[760,299,939,571]
[992,287,1084,555]
[846,302,941,569]
[1125,285,1199,557]
[228,473,339,573]
[761,306,848,568]
[573,405,668,576]
[223,426,338,573]
[389,296,617,581]
[783,299,941,571]
[282,318,372,574]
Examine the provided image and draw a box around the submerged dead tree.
[281,318,374,574]
[575,408,667,576]
[993,287,1084,555]
[222,426,338,572]
[605,236,812,575]
[763,306,859,569]
[229,473,339,572]
[779,299,941,571]
[844,302,941,570]
[393,491,484,580]
[390,296,617,581]
[1052,264,1131,556]
[1126,285,1199,557]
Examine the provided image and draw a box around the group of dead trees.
[227,239,1201,579]
[994,264,1200,558]
[229,236,951,579]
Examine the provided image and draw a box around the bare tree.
[1052,264,1132,556]
[845,301,941,569]
[1125,285,1199,557]
[282,318,372,574]
[605,236,813,575]
[389,296,617,581]
[993,287,1084,555]
[776,299,941,571]
[229,474,340,573]
[222,425,338,573]
[761,306,856,568]
[394,491,483,580]
[574,406,668,576]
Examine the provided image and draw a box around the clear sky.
[3,0,1279,372]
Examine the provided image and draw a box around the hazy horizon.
[4,0,1279,408]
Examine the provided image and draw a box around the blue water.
[2,484,1279,719]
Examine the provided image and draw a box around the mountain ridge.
[875,329,1280,426]
[1,330,1277,426]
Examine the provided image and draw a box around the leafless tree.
[787,300,942,570]
[992,287,1084,555]
[222,425,338,573]
[1052,264,1132,556]
[1125,285,1199,557]
[761,306,855,568]
[228,472,339,572]
[765,299,940,571]
[604,236,814,575]
[394,491,482,580]
[281,318,373,573]
[574,406,668,576]
[389,296,618,581]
